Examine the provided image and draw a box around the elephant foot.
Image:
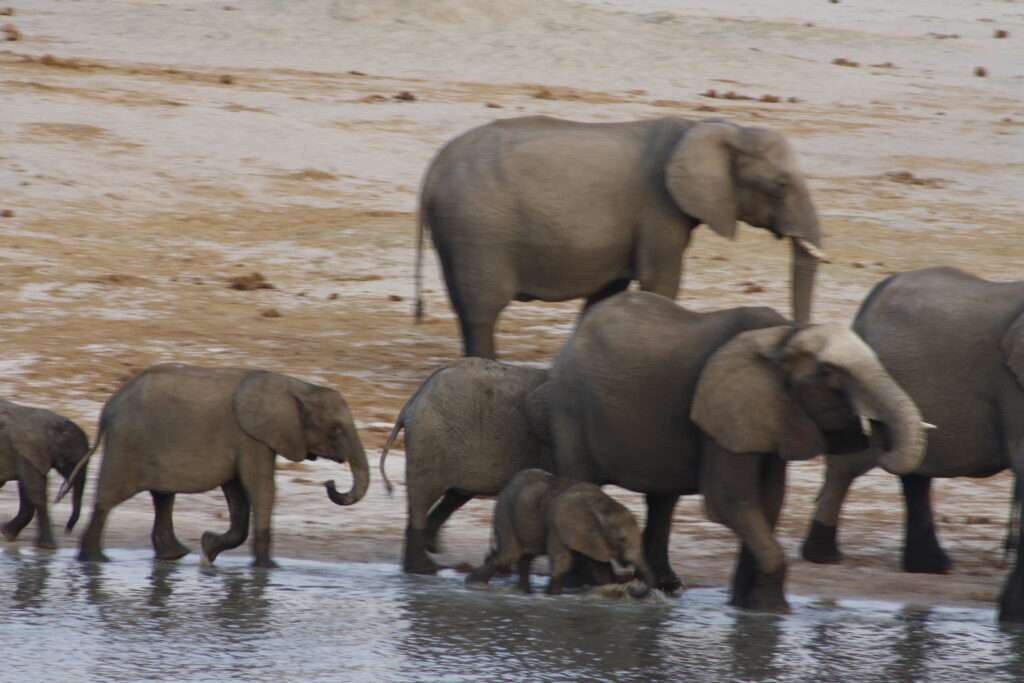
[652,568,683,594]
[465,566,494,586]
[77,547,110,563]
[153,538,191,561]
[801,520,843,564]
[34,538,58,551]
[403,528,439,575]
[998,569,1024,623]
[252,557,279,569]
[729,569,790,613]
[903,541,952,574]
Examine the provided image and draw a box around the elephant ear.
[665,120,741,240]
[3,414,50,477]
[1002,311,1024,389]
[564,508,614,564]
[691,326,825,460]
[233,371,308,462]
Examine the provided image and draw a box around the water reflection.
[1,550,1023,682]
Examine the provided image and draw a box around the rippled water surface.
[3,549,1023,682]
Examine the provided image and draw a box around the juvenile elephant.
[378,358,550,574]
[466,468,654,596]
[0,400,90,548]
[799,267,1024,622]
[548,292,926,611]
[415,115,824,358]
[60,363,369,567]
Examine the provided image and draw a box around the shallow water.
[2,549,1022,683]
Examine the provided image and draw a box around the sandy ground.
[0,0,1022,610]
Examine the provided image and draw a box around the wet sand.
[0,0,1022,610]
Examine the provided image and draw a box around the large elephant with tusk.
[545,292,926,611]
[415,115,824,358]
[61,363,369,567]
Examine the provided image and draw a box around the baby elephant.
[59,363,369,567]
[467,469,655,596]
[379,358,550,574]
[0,399,90,549]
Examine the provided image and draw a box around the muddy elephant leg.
[404,482,443,575]
[642,493,682,592]
[18,469,56,550]
[425,490,474,554]
[2,481,36,542]
[239,454,276,569]
[150,492,191,560]
[802,452,875,564]
[78,506,113,562]
[901,474,951,573]
[546,531,574,595]
[466,535,523,587]
[201,479,251,564]
[999,469,1024,622]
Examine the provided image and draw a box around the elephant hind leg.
[642,493,683,592]
[150,492,191,560]
[999,472,1024,622]
[201,479,250,564]
[18,470,56,550]
[2,481,36,542]
[901,474,951,574]
[425,490,474,554]
[78,506,112,562]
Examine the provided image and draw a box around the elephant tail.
[55,420,105,504]
[379,407,407,497]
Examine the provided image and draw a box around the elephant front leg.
[730,543,788,613]
[801,452,875,564]
[201,480,250,565]
[901,475,951,573]
[240,455,277,569]
[2,481,36,542]
[642,493,683,592]
[150,491,191,560]
[545,531,574,596]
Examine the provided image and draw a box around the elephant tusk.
[922,421,937,430]
[859,415,873,436]
[795,238,829,262]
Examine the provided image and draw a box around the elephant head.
[691,324,926,474]
[558,489,656,598]
[666,120,822,324]
[233,371,369,506]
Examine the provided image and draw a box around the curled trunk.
[847,362,925,474]
[325,437,370,506]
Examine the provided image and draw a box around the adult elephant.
[61,363,369,567]
[799,267,1024,622]
[415,116,824,358]
[547,292,925,611]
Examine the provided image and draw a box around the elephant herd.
[1,115,1022,624]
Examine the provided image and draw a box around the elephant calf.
[379,358,550,574]
[59,363,369,567]
[0,399,90,549]
[466,469,654,596]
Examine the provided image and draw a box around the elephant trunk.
[627,557,656,599]
[325,435,370,506]
[846,361,926,475]
[790,238,819,326]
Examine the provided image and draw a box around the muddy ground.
[0,1,1022,609]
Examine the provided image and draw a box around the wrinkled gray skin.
[548,292,925,612]
[0,400,89,549]
[378,358,550,574]
[416,115,823,358]
[800,267,1024,622]
[64,363,369,567]
[466,469,655,597]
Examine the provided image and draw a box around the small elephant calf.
[59,363,369,567]
[467,469,654,596]
[0,399,90,549]
[379,358,550,574]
